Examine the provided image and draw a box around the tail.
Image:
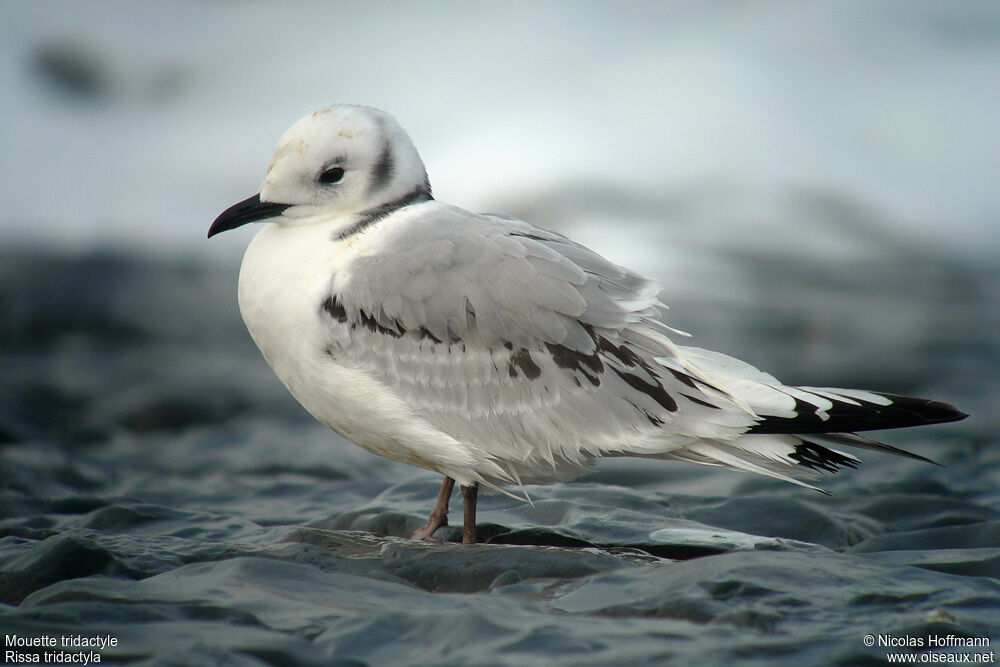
[667,388,966,492]
[661,346,968,491]
[747,388,966,490]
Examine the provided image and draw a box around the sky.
[2,1,998,263]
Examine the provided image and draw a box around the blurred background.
[1,2,999,664]
[4,1,999,254]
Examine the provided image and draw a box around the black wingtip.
[809,432,945,467]
[875,395,968,427]
[750,391,968,436]
[864,440,942,467]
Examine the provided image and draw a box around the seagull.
[209,104,966,544]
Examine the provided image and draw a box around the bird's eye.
[319,167,345,184]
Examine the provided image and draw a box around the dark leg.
[461,483,479,544]
[410,476,455,540]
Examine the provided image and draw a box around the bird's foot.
[410,515,447,540]
[410,476,456,541]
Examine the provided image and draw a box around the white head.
[209,104,430,237]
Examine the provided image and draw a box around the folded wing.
[323,203,965,489]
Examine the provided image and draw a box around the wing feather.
[323,202,963,487]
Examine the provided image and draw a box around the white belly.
[236,222,488,484]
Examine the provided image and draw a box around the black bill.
[208,193,291,238]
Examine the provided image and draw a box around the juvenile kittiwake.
[209,104,966,544]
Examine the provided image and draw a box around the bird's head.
[209,104,430,238]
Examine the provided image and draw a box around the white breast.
[236,220,492,485]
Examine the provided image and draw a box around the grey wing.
[323,203,754,485]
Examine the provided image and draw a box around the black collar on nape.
[333,187,432,241]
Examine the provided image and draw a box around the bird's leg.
[461,483,479,544]
[410,476,455,540]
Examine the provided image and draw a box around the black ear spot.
[319,167,345,184]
